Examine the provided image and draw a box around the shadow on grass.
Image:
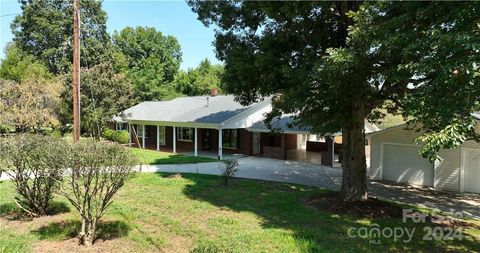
[32,220,131,242]
[0,201,70,219]
[172,173,480,252]
[149,155,217,165]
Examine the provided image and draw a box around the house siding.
[369,125,479,192]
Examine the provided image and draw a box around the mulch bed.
[306,192,480,229]
[306,192,404,219]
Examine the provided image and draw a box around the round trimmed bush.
[113,130,129,144]
[102,128,115,141]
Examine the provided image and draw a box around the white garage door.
[383,144,434,186]
[462,149,480,194]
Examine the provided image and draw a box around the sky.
[0,0,221,70]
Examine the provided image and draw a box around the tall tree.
[174,58,224,96]
[0,44,51,82]
[189,1,480,201]
[0,65,60,132]
[11,0,110,75]
[112,26,182,100]
[60,64,135,139]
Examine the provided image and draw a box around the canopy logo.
[347,208,466,244]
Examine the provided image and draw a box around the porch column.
[194,127,198,156]
[331,136,335,166]
[156,125,160,151]
[142,125,145,149]
[173,126,176,153]
[128,123,131,147]
[218,129,223,160]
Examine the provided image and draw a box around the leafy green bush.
[50,129,63,138]
[58,140,138,245]
[0,124,14,134]
[112,130,129,144]
[0,134,69,217]
[102,128,115,140]
[219,159,239,186]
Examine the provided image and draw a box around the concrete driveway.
[142,156,480,219]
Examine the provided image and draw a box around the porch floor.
[286,149,341,167]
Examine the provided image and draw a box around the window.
[223,129,239,149]
[115,123,124,131]
[177,127,193,142]
[137,125,148,138]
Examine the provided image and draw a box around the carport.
[246,115,340,167]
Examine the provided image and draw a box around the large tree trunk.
[340,103,368,201]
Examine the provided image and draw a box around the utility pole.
[73,0,80,143]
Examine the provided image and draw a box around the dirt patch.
[167,173,183,179]
[306,192,403,219]
[427,216,480,230]
[32,237,131,253]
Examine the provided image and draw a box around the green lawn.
[0,173,478,253]
[129,147,218,165]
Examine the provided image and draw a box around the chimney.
[210,88,219,97]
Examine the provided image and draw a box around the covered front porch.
[127,122,252,160]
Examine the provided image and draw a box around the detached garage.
[369,124,480,194]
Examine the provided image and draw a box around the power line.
[0,13,20,18]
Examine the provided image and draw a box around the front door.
[159,126,166,146]
[203,129,211,150]
[252,132,261,155]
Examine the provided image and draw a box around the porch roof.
[118,95,263,125]
[247,115,312,134]
[247,116,379,135]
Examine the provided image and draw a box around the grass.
[0,173,479,253]
[129,148,218,165]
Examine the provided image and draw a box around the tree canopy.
[60,64,135,139]
[11,0,110,75]
[174,58,224,96]
[113,26,182,100]
[0,62,60,132]
[189,1,480,201]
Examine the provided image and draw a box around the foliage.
[353,2,480,159]
[60,64,134,140]
[107,130,130,144]
[416,119,477,162]
[112,130,129,144]
[219,159,239,186]
[112,26,182,100]
[0,134,68,217]
[174,58,224,96]
[189,1,480,199]
[0,72,61,132]
[57,140,138,246]
[370,101,406,129]
[0,44,51,82]
[11,0,110,75]
[102,128,115,140]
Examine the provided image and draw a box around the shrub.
[58,140,138,246]
[102,128,115,140]
[219,159,239,186]
[0,134,69,217]
[112,130,129,144]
